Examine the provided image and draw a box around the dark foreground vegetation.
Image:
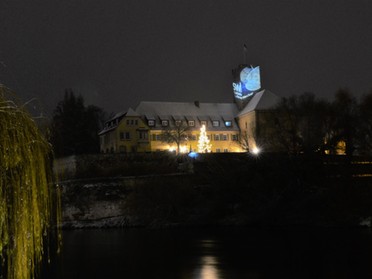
[59,153,372,228]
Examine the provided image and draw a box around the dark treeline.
[50,89,107,158]
[49,87,372,158]
[264,88,372,157]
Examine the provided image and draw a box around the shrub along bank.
[58,153,372,228]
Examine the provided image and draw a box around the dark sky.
[0,0,371,115]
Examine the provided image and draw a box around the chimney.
[194,101,200,108]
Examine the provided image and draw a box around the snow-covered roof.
[237,89,280,117]
[136,101,239,118]
[126,107,140,117]
[135,101,240,131]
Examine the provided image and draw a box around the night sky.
[0,0,371,116]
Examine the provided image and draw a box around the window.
[187,134,196,141]
[139,131,148,140]
[175,120,182,126]
[214,134,220,141]
[120,132,131,140]
[225,121,232,127]
[127,119,138,126]
[216,148,221,153]
[148,120,155,126]
[223,149,229,153]
[232,134,238,141]
[212,120,219,127]
[188,120,195,127]
[152,134,162,141]
[162,120,169,127]
[222,134,228,141]
[201,121,207,127]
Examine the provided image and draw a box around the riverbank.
[56,153,372,229]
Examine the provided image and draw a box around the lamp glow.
[252,147,261,155]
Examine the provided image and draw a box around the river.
[41,227,372,278]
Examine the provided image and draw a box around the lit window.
[188,120,195,126]
[162,120,169,127]
[212,120,219,127]
[148,120,155,126]
[225,121,232,127]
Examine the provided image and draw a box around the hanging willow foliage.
[0,85,61,279]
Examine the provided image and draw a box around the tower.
[232,64,261,110]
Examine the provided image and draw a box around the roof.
[237,89,280,116]
[135,101,240,131]
[136,101,239,118]
[126,107,140,117]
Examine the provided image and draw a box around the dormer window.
[188,120,195,127]
[201,121,207,126]
[148,120,155,127]
[162,120,169,127]
[225,121,232,127]
[212,120,219,127]
[175,120,182,126]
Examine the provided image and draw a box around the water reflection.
[194,239,222,279]
[41,228,372,279]
[197,256,221,279]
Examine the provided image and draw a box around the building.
[98,64,280,153]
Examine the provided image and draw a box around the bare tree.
[161,122,189,154]
[238,131,252,152]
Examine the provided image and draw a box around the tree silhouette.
[50,89,104,157]
[161,121,189,154]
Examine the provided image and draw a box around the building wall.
[100,116,151,153]
[148,129,242,153]
[237,111,257,150]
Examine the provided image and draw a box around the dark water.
[42,227,372,279]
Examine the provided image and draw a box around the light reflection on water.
[197,256,221,279]
[194,239,221,279]
[41,227,372,279]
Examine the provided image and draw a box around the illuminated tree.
[0,85,61,279]
[197,124,211,153]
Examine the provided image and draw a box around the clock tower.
[232,64,261,110]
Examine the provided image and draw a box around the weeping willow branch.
[0,86,61,279]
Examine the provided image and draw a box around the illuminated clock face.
[240,66,261,92]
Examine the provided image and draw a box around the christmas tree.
[198,124,212,153]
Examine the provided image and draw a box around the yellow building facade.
[98,90,280,154]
